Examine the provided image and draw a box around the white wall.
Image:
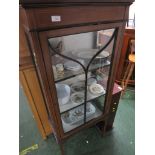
[129,2,135,19]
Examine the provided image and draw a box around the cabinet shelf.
[60,92,106,114]
[59,78,107,113]
[55,60,110,83]
[61,102,103,133]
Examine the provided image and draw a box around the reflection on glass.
[48,28,116,133]
[86,96,106,122]
[48,29,114,82]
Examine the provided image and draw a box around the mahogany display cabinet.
[20,0,134,154]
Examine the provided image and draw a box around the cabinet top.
[20,0,134,6]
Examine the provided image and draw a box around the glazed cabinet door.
[38,23,124,136]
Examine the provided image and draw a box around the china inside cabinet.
[20,0,134,154]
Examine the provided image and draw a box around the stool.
[121,39,135,96]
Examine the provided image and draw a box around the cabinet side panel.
[20,70,48,139]
[24,68,52,135]
[26,31,63,142]
[104,6,129,113]
[20,7,34,69]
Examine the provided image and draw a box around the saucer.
[89,83,105,95]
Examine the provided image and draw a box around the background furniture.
[115,27,135,86]
[20,0,134,154]
[121,39,135,95]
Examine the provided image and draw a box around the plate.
[64,59,84,71]
[70,92,84,105]
[76,72,92,81]
[89,83,105,95]
[72,49,109,59]
[70,82,85,93]
[61,102,96,125]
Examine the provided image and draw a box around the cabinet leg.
[59,142,65,155]
[102,120,108,136]
[96,120,109,137]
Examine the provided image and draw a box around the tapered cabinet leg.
[59,142,65,155]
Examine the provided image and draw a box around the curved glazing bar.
[86,29,117,70]
[48,42,86,72]
[83,28,117,122]
[48,28,117,78]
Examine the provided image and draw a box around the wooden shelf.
[61,103,103,133]
[59,76,107,113]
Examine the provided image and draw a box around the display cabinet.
[20,0,134,154]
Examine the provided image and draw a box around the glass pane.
[48,28,116,133]
[86,29,115,122]
[61,106,84,133]
[57,75,85,133]
[86,66,110,102]
[86,98,104,122]
[57,77,85,113]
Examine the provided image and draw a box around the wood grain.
[22,5,128,31]
[34,6,125,28]
[20,0,134,5]
[19,7,34,68]
[20,69,52,139]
